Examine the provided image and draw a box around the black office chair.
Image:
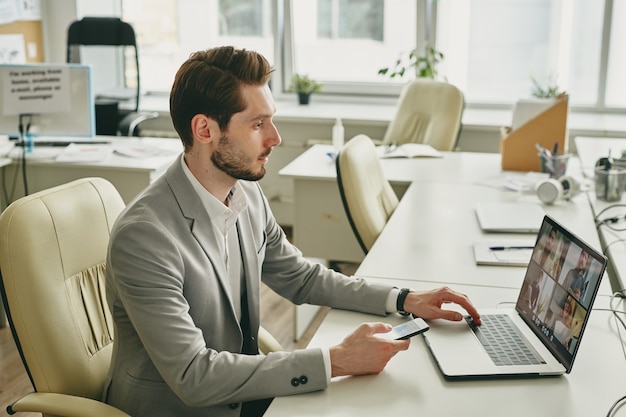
[66,17,157,136]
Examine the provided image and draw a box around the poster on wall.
[0,34,25,63]
[0,0,40,25]
[0,0,19,25]
[16,0,41,21]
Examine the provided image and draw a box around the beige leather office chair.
[336,134,399,254]
[382,78,464,151]
[0,178,282,416]
[0,178,129,416]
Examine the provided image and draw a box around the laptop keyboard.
[465,314,545,366]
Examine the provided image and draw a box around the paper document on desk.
[473,240,535,267]
[113,144,177,159]
[55,143,112,163]
[377,143,442,159]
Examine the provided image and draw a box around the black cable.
[603,238,626,253]
[602,292,626,417]
[595,203,626,231]
[20,143,27,196]
[606,394,626,417]
[18,114,32,196]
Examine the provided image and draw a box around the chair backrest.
[336,134,399,254]
[66,17,141,114]
[382,78,464,151]
[0,178,125,403]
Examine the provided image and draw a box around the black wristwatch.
[396,287,412,316]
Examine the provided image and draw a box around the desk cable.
[595,291,626,416]
[595,204,626,232]
[17,114,32,197]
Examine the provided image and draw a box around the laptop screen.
[516,215,607,372]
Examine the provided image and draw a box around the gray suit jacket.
[104,157,393,416]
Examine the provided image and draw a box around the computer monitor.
[0,63,95,138]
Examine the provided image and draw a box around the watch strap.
[396,287,412,316]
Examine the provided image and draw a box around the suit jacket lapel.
[164,160,237,318]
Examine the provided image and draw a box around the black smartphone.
[378,317,430,340]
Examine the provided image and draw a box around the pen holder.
[595,167,626,202]
[538,153,570,178]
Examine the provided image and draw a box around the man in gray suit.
[104,46,481,417]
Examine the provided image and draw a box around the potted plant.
[530,75,565,99]
[288,73,322,105]
[378,44,444,80]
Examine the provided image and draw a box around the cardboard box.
[500,94,569,171]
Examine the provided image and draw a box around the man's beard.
[211,133,268,181]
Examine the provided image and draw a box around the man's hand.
[403,286,481,325]
[329,322,410,378]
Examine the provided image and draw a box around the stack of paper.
[376,143,442,159]
[473,240,535,267]
[511,98,558,130]
[55,143,112,163]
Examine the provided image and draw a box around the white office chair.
[0,178,130,416]
[382,78,464,151]
[336,134,399,254]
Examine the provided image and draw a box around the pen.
[489,246,534,251]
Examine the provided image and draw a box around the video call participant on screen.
[562,250,590,301]
[534,228,557,269]
[103,46,482,417]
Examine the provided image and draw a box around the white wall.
[40,0,120,63]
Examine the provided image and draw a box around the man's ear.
[191,114,219,145]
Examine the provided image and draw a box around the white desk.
[280,144,612,338]
[279,144,526,263]
[266,292,626,417]
[355,180,610,294]
[0,137,180,207]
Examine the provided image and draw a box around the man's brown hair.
[169,46,274,149]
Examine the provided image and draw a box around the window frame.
[85,0,626,114]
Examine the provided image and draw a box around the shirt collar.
[180,154,247,232]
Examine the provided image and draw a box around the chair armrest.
[8,392,131,417]
[118,111,159,136]
[259,325,283,354]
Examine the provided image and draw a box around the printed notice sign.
[2,66,71,116]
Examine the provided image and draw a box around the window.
[219,0,264,36]
[120,0,626,112]
[606,0,626,108]
[121,0,273,94]
[437,0,604,107]
[289,0,415,88]
[317,0,384,41]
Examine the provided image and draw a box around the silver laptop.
[475,201,545,233]
[424,215,607,378]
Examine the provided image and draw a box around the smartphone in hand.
[377,317,430,340]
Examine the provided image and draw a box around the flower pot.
[297,92,311,105]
